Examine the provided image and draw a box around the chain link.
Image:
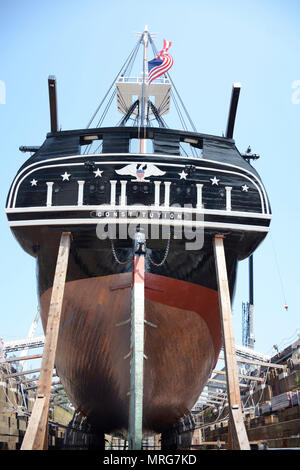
[110,239,134,265]
[111,235,171,267]
[146,235,171,267]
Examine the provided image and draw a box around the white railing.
[117,75,170,85]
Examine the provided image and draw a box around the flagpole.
[140,25,148,154]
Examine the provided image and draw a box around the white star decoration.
[30,179,38,186]
[242,184,249,192]
[210,176,220,185]
[61,171,71,181]
[178,170,188,180]
[93,168,103,178]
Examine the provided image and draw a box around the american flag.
[148,39,173,85]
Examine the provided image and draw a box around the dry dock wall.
[0,363,73,449]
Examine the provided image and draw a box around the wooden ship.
[6,27,271,447]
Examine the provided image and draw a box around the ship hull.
[39,271,221,433]
[6,127,271,435]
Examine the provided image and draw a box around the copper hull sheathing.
[40,272,220,433]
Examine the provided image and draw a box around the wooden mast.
[139,25,148,154]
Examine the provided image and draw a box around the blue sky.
[0,0,300,358]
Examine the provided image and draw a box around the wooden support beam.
[230,406,251,450]
[225,83,241,139]
[21,232,71,451]
[247,418,300,441]
[22,373,58,385]
[213,369,265,382]
[200,391,227,399]
[218,355,287,370]
[48,75,58,133]
[208,377,247,388]
[213,235,250,450]
[25,380,61,391]
[4,368,42,379]
[199,398,227,405]
[3,353,42,363]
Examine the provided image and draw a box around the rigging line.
[190,142,198,158]
[159,115,169,128]
[84,89,117,155]
[149,36,197,133]
[270,233,288,308]
[172,91,188,131]
[126,41,141,77]
[92,141,103,155]
[95,89,117,128]
[148,100,166,128]
[172,90,188,131]
[86,38,142,129]
[168,73,197,132]
[133,114,139,127]
[157,88,171,115]
[158,99,171,117]
[179,143,189,158]
[116,84,130,114]
[83,89,116,153]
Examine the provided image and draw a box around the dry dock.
[1,336,299,450]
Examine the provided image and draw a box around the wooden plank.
[208,378,248,388]
[213,236,243,407]
[247,418,300,441]
[20,396,46,448]
[213,235,250,450]
[218,355,287,370]
[4,368,42,379]
[3,354,42,364]
[230,406,251,450]
[213,369,265,382]
[21,232,71,450]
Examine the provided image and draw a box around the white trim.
[46,182,54,207]
[77,180,85,206]
[120,180,127,206]
[196,184,203,209]
[5,205,272,219]
[8,217,270,233]
[8,154,270,214]
[153,181,161,207]
[164,181,171,207]
[11,162,83,208]
[225,186,232,211]
[110,180,117,206]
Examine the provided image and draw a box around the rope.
[149,36,197,132]
[270,233,288,309]
[86,38,142,129]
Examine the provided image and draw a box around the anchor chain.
[146,234,171,267]
[111,234,171,267]
[110,239,134,265]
